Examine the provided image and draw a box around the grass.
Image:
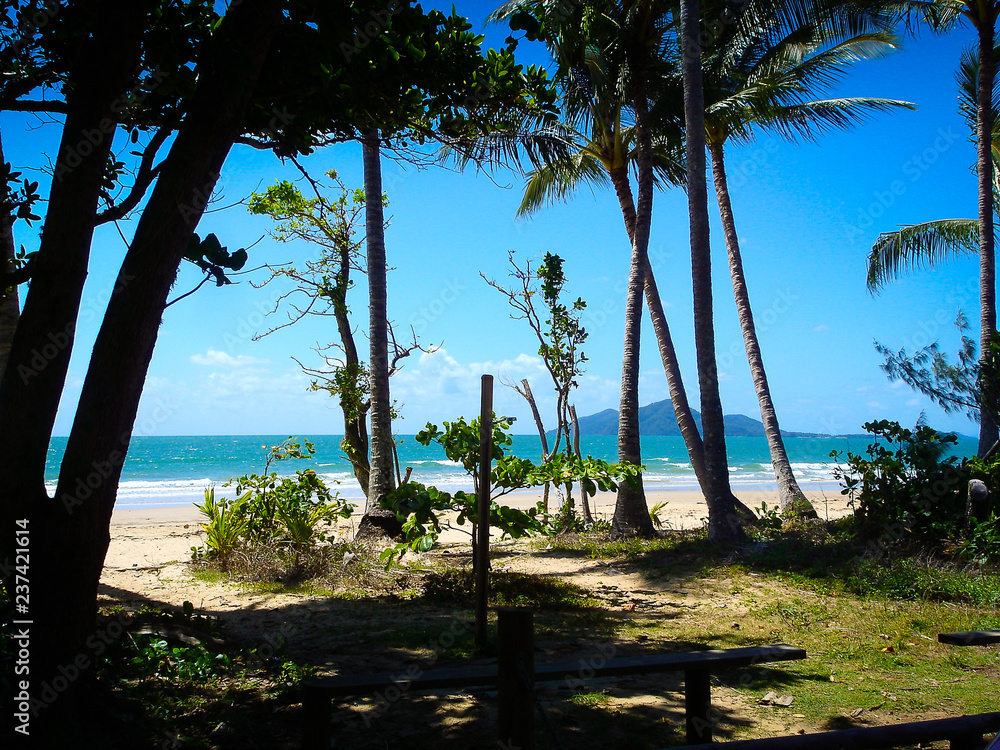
[78,522,1000,748]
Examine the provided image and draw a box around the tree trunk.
[0,129,18,379]
[517,378,552,513]
[977,18,998,457]
[333,240,370,496]
[608,166,757,524]
[608,166,706,478]
[0,4,152,740]
[358,129,402,539]
[709,141,816,519]
[2,3,280,743]
[570,403,595,526]
[680,0,745,544]
[521,378,550,457]
[613,77,654,538]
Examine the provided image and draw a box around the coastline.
[100,487,850,615]
[109,486,851,532]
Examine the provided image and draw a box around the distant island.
[561,399,830,437]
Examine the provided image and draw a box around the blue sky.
[3,5,990,438]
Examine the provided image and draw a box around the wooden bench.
[302,640,806,748]
[666,711,1000,750]
[939,630,1000,646]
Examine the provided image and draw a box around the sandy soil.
[100,488,850,640]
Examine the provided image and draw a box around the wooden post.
[301,688,331,750]
[497,607,535,750]
[685,668,713,744]
[475,374,494,651]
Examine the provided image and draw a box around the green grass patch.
[847,557,1000,606]
[570,690,613,706]
[544,530,700,560]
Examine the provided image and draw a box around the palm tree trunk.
[358,128,401,539]
[609,166,707,484]
[609,164,758,524]
[0,130,18,379]
[680,0,745,544]
[709,141,816,518]
[977,18,998,457]
[613,78,655,538]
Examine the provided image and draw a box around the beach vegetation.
[831,419,967,544]
[194,488,250,568]
[193,438,353,575]
[831,418,1000,561]
[380,415,640,561]
[484,250,597,525]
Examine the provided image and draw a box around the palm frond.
[867,218,980,292]
[517,149,612,216]
[725,96,915,143]
[957,34,1000,161]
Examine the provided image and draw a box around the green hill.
[565,399,826,437]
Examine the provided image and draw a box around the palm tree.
[492,0,764,532]
[902,0,1000,455]
[698,17,913,515]
[492,0,675,534]
[679,0,746,543]
[357,128,400,538]
[868,39,1000,450]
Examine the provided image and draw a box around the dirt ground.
[98,490,861,748]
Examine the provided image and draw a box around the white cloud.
[190,349,270,367]
[390,348,619,430]
[813,325,830,332]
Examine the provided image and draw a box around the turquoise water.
[44,433,980,509]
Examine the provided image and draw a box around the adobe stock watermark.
[223,288,286,353]
[893,276,978,354]
[726,139,780,190]
[15,272,137,384]
[408,278,465,335]
[16,610,131,725]
[581,245,673,332]
[843,126,961,245]
[717,286,799,376]
[563,641,617,690]
[4,0,61,57]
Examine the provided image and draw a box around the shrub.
[195,488,249,567]
[193,438,353,575]
[830,420,967,547]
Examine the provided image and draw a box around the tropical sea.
[44,433,980,510]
